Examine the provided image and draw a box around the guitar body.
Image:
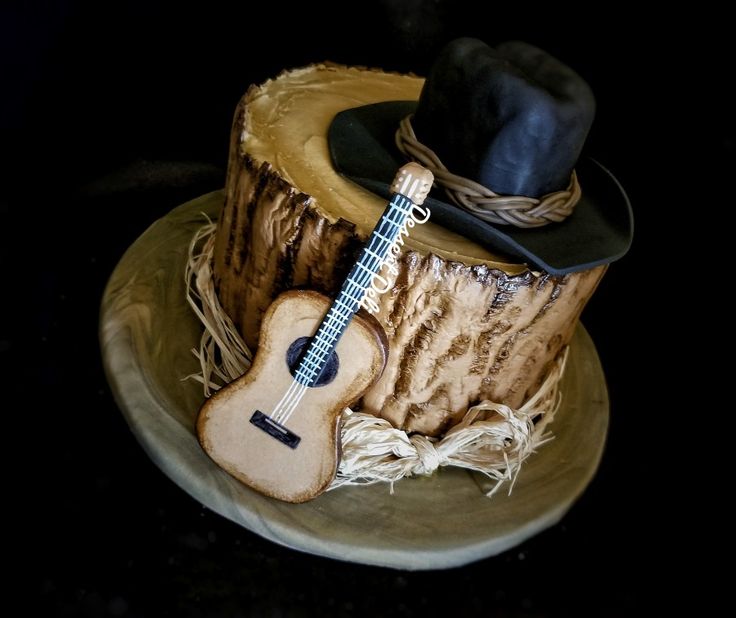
[197,290,388,503]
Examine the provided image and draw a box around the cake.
[194,39,632,500]
[214,89,613,434]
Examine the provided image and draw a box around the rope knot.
[410,434,444,475]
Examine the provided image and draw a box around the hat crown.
[412,38,596,197]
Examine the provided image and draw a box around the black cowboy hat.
[328,38,633,275]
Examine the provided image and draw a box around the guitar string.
[269,276,364,424]
[272,195,413,425]
[270,196,411,425]
[273,201,411,426]
[271,195,414,425]
[293,189,418,374]
[268,234,385,425]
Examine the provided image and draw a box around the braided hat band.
[395,115,581,229]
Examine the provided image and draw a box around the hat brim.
[328,101,633,275]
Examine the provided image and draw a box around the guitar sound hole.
[286,336,339,387]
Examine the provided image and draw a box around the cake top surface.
[241,63,528,273]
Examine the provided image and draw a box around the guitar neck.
[294,164,433,387]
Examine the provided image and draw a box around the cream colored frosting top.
[242,64,527,273]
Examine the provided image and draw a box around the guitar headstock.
[391,163,434,205]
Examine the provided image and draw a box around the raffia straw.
[183,219,252,396]
[184,222,567,497]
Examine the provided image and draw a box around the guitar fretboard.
[294,192,415,387]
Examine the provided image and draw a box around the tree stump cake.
[213,64,605,437]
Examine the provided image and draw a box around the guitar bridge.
[249,410,301,449]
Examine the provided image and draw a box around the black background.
[3,1,729,616]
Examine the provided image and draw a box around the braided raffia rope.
[395,114,581,228]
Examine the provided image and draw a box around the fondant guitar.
[197,163,434,503]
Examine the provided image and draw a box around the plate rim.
[100,190,609,570]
